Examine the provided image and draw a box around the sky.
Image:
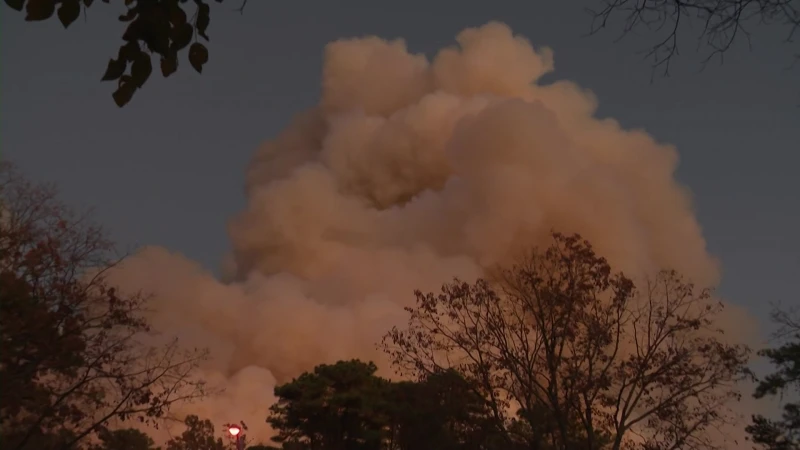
[1,0,798,337]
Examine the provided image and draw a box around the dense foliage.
[266,360,502,450]
[2,0,242,107]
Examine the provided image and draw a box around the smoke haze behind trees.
[103,22,762,445]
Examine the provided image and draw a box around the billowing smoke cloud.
[109,22,761,445]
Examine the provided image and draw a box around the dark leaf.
[122,19,142,41]
[101,58,126,81]
[160,56,177,78]
[146,13,171,55]
[188,42,208,74]
[113,78,136,107]
[57,0,80,29]
[119,7,137,22]
[196,2,210,40]
[131,52,152,88]
[25,0,55,21]
[168,4,186,27]
[171,22,193,51]
[118,41,139,62]
[4,0,24,12]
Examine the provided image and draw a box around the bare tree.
[587,0,800,76]
[382,232,750,450]
[0,162,209,450]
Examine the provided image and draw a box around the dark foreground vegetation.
[1,162,797,449]
[4,1,797,107]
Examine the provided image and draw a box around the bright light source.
[228,426,241,436]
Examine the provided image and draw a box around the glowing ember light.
[228,425,241,436]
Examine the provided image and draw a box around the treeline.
[266,361,497,450]
[1,162,797,450]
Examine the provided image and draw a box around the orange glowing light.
[228,426,241,436]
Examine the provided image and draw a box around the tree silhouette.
[90,428,159,450]
[0,162,209,450]
[2,0,246,107]
[383,231,751,450]
[746,306,800,450]
[165,415,226,450]
[267,360,391,450]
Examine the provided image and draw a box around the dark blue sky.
[2,0,798,333]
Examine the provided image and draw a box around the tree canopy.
[265,235,752,450]
[0,162,208,450]
[382,232,751,450]
[2,163,784,450]
[89,428,159,450]
[165,415,227,450]
[266,360,502,450]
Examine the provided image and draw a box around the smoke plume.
[110,22,760,445]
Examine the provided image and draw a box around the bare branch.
[586,0,800,77]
